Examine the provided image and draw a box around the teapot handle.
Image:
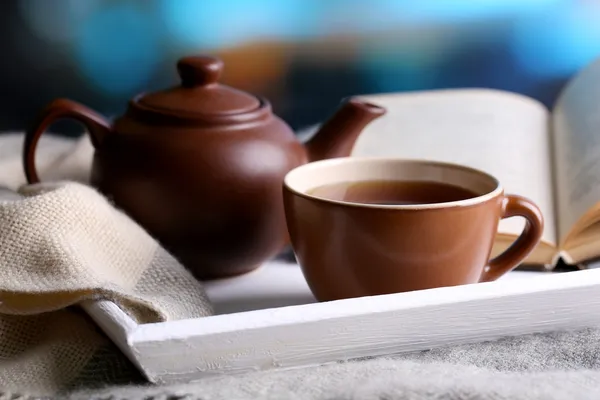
[23,98,111,184]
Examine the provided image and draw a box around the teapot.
[23,55,385,280]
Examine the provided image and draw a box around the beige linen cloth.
[0,133,213,397]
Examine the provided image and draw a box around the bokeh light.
[317,0,568,34]
[9,0,600,124]
[357,29,449,92]
[72,3,161,96]
[511,5,600,79]
[384,0,568,23]
[158,0,319,50]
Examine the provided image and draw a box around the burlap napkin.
[0,133,214,397]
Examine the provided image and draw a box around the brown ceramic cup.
[283,158,544,302]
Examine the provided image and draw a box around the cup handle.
[479,194,544,283]
[23,98,111,184]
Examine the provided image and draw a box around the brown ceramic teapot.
[23,55,385,280]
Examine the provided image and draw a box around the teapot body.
[91,113,306,279]
[23,55,386,280]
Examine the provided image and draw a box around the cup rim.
[283,157,503,210]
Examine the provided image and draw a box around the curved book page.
[552,58,600,264]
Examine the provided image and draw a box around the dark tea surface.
[307,180,479,205]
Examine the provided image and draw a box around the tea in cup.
[282,158,544,302]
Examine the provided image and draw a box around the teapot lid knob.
[177,56,223,87]
[135,54,261,118]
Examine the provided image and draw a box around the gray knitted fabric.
[67,327,600,400]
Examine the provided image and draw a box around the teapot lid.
[135,55,261,118]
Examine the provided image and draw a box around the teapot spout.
[305,98,386,162]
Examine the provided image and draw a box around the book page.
[553,58,600,244]
[353,89,556,246]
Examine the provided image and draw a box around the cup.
[282,157,544,302]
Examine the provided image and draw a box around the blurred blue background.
[2,0,600,135]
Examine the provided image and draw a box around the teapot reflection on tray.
[23,55,386,280]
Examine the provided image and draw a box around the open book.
[352,59,600,270]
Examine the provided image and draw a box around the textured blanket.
[1,132,599,400]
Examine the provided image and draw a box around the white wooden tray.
[82,259,600,385]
